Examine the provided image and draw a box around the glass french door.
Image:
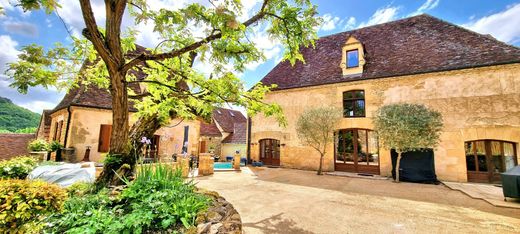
[465,140,518,183]
[335,129,380,174]
[259,139,280,166]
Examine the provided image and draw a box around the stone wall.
[0,134,35,160]
[48,106,201,162]
[250,63,520,182]
[221,143,247,159]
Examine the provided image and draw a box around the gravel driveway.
[195,167,520,234]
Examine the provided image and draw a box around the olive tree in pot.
[296,107,342,175]
[373,103,443,182]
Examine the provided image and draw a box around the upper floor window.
[346,50,359,68]
[343,90,365,117]
[341,36,365,76]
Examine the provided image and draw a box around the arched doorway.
[465,140,518,183]
[259,139,280,166]
[335,129,380,174]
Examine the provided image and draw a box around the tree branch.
[79,0,115,67]
[121,0,271,72]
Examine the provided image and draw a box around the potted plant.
[27,139,49,161]
[49,141,64,162]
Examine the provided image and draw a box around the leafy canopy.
[296,107,342,154]
[373,103,443,153]
[6,0,322,125]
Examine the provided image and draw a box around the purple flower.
[146,139,152,145]
[140,137,148,144]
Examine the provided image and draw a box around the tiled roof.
[212,107,247,133]
[221,122,247,144]
[200,121,222,137]
[260,14,520,90]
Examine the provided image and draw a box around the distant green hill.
[0,96,41,132]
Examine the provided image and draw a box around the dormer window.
[340,36,365,76]
[346,50,359,68]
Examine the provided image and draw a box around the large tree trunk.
[395,151,402,182]
[95,71,133,188]
[109,72,130,154]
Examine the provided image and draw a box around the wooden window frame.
[343,90,366,118]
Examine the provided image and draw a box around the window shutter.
[98,125,112,152]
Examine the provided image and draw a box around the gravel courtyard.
[195,167,520,234]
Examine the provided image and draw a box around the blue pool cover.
[214,162,233,170]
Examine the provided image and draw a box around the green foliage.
[66,182,94,197]
[28,139,49,152]
[0,155,39,179]
[0,96,40,132]
[296,107,342,154]
[49,140,63,152]
[47,163,209,233]
[374,103,444,153]
[6,0,321,128]
[0,179,67,233]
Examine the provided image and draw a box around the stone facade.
[45,106,201,162]
[250,64,520,182]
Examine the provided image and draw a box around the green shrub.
[47,163,209,233]
[0,179,67,233]
[27,139,49,152]
[66,182,94,197]
[49,141,63,152]
[0,156,39,179]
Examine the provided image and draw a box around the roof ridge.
[318,14,431,40]
[423,14,520,50]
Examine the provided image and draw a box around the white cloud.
[410,0,440,16]
[0,0,30,17]
[358,5,400,28]
[0,35,19,74]
[320,13,341,31]
[19,100,58,113]
[343,17,357,30]
[2,20,39,37]
[463,3,520,44]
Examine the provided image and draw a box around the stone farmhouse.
[248,14,520,183]
[36,83,247,163]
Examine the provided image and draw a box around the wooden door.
[149,135,160,159]
[466,140,518,183]
[259,139,280,166]
[98,124,112,152]
[200,141,207,153]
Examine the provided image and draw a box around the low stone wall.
[0,133,35,160]
[195,189,242,234]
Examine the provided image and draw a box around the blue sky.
[1,0,519,114]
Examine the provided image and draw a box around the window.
[98,124,112,153]
[53,120,64,142]
[343,90,365,117]
[346,50,359,68]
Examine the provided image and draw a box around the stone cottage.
[199,108,248,159]
[248,14,520,183]
[37,83,246,163]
